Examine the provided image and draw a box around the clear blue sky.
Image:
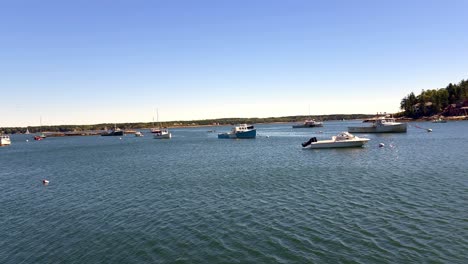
[1,0,467,126]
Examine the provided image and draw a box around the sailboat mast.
[157,108,160,128]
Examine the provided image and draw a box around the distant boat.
[292,119,323,128]
[348,115,407,133]
[153,128,171,139]
[152,109,172,139]
[218,124,256,139]
[0,134,11,146]
[432,118,447,123]
[34,135,43,141]
[25,128,30,134]
[101,124,124,136]
[135,131,144,137]
[301,132,369,149]
[38,116,47,138]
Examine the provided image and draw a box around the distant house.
[442,102,468,116]
[461,107,468,116]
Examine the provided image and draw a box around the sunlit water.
[1,121,467,263]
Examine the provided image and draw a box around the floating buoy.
[379,143,385,148]
[26,139,29,142]
[119,137,122,140]
[427,129,432,132]
[266,136,270,138]
[42,179,49,185]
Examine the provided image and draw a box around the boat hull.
[153,133,171,139]
[0,137,11,146]
[305,139,369,149]
[292,124,323,128]
[348,123,407,133]
[218,129,256,139]
[101,131,124,136]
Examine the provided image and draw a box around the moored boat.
[101,125,124,136]
[302,132,369,149]
[0,135,11,146]
[432,118,447,123]
[218,124,256,139]
[292,119,323,128]
[151,109,172,139]
[348,116,407,133]
[135,131,144,137]
[153,128,171,139]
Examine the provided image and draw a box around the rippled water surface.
[1,121,467,263]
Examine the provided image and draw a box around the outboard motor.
[301,137,317,147]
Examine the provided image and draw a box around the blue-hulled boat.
[218,124,256,139]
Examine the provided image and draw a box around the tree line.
[399,78,468,118]
[1,114,372,134]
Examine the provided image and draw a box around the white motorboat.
[135,131,144,137]
[348,116,407,133]
[292,119,323,128]
[302,132,369,149]
[0,135,11,146]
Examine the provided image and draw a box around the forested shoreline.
[398,78,468,118]
[1,114,372,134]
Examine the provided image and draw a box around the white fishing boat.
[348,116,407,133]
[0,134,11,146]
[292,119,323,128]
[301,132,369,149]
[135,131,144,137]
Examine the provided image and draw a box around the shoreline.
[2,115,467,135]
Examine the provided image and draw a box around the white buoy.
[379,143,385,148]
[119,137,122,140]
[26,139,29,142]
[42,179,49,185]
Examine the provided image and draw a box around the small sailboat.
[293,105,324,128]
[32,118,47,140]
[153,109,171,139]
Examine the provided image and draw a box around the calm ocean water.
[1,121,467,263]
